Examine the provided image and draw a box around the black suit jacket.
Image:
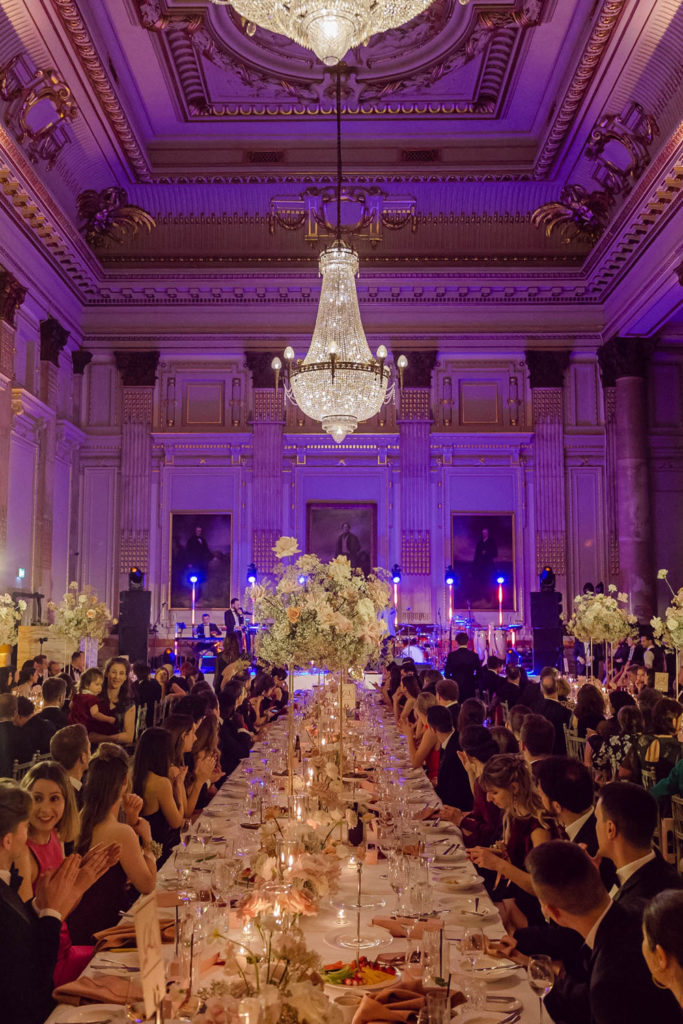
[224,609,245,634]
[545,902,683,1024]
[194,622,221,638]
[13,716,55,762]
[435,735,473,811]
[0,720,20,776]
[537,697,573,754]
[0,878,62,1024]
[443,647,480,701]
[36,706,69,731]
[218,717,252,777]
[613,854,682,916]
[519,680,543,710]
[571,811,618,890]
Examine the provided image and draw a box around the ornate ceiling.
[0,0,680,337]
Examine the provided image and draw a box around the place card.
[654,672,670,692]
[134,892,167,1018]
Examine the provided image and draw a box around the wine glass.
[387,853,410,914]
[528,954,555,1022]
[461,927,486,971]
[195,819,213,859]
[212,860,236,906]
[124,977,148,1022]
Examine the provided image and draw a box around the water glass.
[425,989,448,1024]
[528,954,554,1022]
[461,928,486,971]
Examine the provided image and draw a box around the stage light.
[297,574,307,585]
[391,564,402,584]
[539,566,555,592]
[445,565,455,586]
[17,567,25,579]
[128,566,144,590]
[189,574,198,584]
[246,563,257,584]
[496,576,505,585]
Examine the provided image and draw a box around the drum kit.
[394,615,524,667]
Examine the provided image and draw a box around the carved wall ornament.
[531,184,613,244]
[72,350,93,375]
[0,53,77,168]
[39,317,70,367]
[585,101,659,196]
[0,265,27,327]
[77,187,156,247]
[597,337,653,382]
[269,186,416,246]
[525,349,570,390]
[114,350,160,388]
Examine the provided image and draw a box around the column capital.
[0,267,27,327]
[39,317,70,366]
[114,349,160,387]
[525,349,570,389]
[72,349,93,375]
[598,337,653,385]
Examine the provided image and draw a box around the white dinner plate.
[468,955,521,982]
[51,1004,123,1022]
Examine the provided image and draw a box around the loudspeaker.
[118,590,151,663]
[530,591,562,629]
[532,627,563,675]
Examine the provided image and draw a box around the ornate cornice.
[50,0,151,181]
[533,0,627,178]
[0,264,27,326]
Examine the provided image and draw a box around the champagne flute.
[387,853,409,915]
[196,819,213,859]
[528,954,555,1023]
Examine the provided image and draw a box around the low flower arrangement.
[48,581,114,646]
[0,593,27,646]
[567,586,637,645]
[249,537,391,675]
[651,570,683,651]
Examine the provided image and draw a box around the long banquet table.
[46,695,542,1022]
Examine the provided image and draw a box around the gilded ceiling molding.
[0,54,77,168]
[77,187,156,247]
[585,101,659,196]
[533,0,627,179]
[50,0,152,181]
[531,185,613,244]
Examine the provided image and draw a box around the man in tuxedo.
[0,780,119,1024]
[33,654,48,685]
[596,782,682,916]
[36,677,68,731]
[492,664,524,708]
[0,693,23,776]
[477,655,504,702]
[14,696,55,760]
[526,842,683,1024]
[535,667,572,753]
[50,725,91,810]
[224,597,246,652]
[519,714,555,776]
[435,677,460,731]
[66,649,84,687]
[426,705,473,811]
[443,632,480,701]
[195,612,220,640]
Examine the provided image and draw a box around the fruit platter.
[322,957,399,989]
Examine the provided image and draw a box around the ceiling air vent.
[247,150,285,163]
[401,148,439,162]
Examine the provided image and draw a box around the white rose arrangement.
[0,594,27,646]
[567,586,637,645]
[651,570,683,651]
[48,581,114,646]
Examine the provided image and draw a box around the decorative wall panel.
[78,465,118,610]
[184,382,224,426]
[459,381,500,425]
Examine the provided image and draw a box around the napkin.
[93,920,176,951]
[53,972,143,1006]
[371,916,444,939]
[351,979,425,1024]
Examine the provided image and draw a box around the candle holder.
[276,836,299,878]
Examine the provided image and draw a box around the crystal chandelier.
[272,74,407,443]
[208,0,447,66]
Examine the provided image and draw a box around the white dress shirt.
[616,850,656,887]
[0,868,62,920]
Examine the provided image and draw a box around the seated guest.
[441,725,502,846]
[66,649,84,687]
[493,664,524,709]
[188,713,223,809]
[420,668,443,695]
[435,678,460,731]
[132,727,185,864]
[218,685,253,777]
[519,714,555,774]
[571,682,606,737]
[490,725,520,754]
[458,696,486,733]
[426,705,472,811]
[15,761,92,985]
[588,705,642,784]
[0,692,24,774]
[637,684,662,732]
[507,704,531,744]
[132,662,162,728]
[477,656,505,703]
[536,667,572,753]
[643,890,683,1010]
[405,692,439,780]
[0,780,95,1024]
[174,693,210,724]
[519,667,544,710]
[50,724,91,809]
[68,747,156,944]
[250,672,281,729]
[68,667,117,734]
[468,753,554,927]
[37,677,69,731]
[443,632,480,701]
[213,636,241,695]
[635,697,683,784]
[14,696,55,758]
[526,841,683,1024]
[596,781,681,915]
[154,666,170,698]
[12,662,39,698]
[169,662,197,696]
[268,666,290,716]
[90,659,134,747]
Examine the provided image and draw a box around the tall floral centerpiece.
[249,536,391,780]
[651,570,683,698]
[0,594,27,666]
[48,582,114,668]
[567,585,637,679]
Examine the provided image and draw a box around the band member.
[224,598,246,653]
[194,613,221,640]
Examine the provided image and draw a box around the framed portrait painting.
[170,512,232,609]
[306,502,377,574]
[451,513,515,611]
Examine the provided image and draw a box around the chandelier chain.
[336,70,342,245]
